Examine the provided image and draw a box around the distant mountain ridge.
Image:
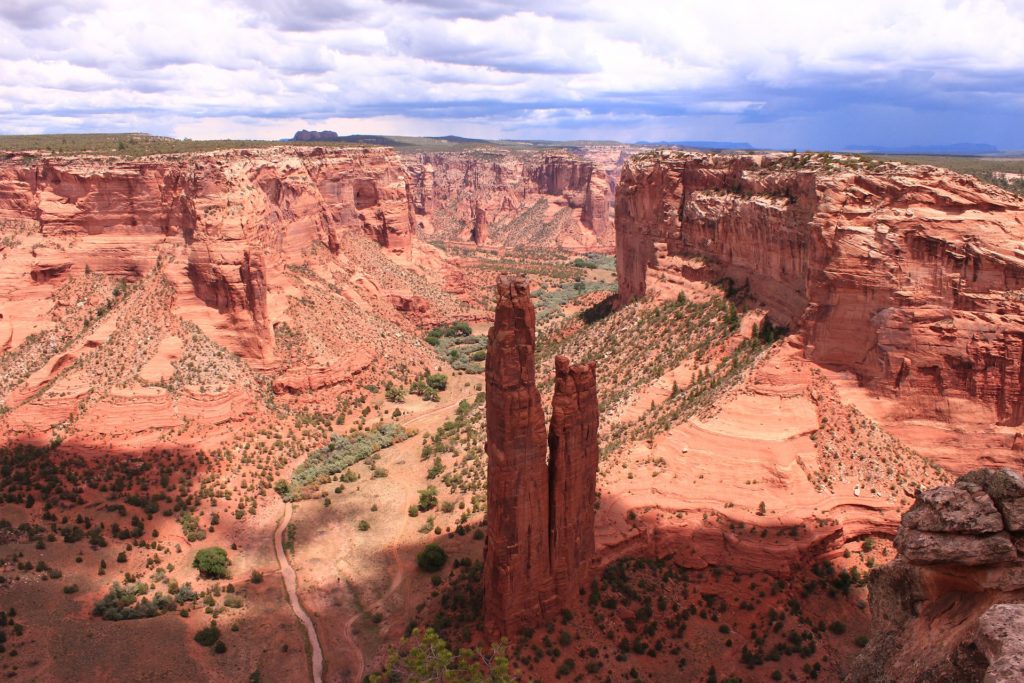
[847,142,1002,155]
[636,140,754,150]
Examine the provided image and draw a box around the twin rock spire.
[482,274,599,635]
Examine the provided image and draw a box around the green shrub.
[358,520,370,532]
[194,547,230,579]
[287,424,409,499]
[416,544,447,572]
[93,581,175,621]
[195,622,220,647]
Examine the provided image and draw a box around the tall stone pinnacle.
[483,274,599,635]
[548,355,599,601]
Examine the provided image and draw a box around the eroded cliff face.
[0,147,415,360]
[616,152,1024,436]
[851,468,1024,682]
[0,146,478,451]
[483,275,599,635]
[404,150,619,250]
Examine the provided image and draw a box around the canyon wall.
[484,275,599,635]
[616,152,1024,432]
[0,147,415,360]
[404,150,620,250]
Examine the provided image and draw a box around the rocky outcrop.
[851,468,1024,682]
[403,150,621,250]
[483,275,599,635]
[548,355,599,601]
[470,201,489,246]
[615,152,1024,432]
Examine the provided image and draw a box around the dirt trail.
[275,501,325,683]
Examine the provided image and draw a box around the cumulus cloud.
[0,0,1022,148]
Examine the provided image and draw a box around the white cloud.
[0,0,1022,147]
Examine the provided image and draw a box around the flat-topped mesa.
[483,277,599,635]
[548,356,599,600]
[483,275,557,634]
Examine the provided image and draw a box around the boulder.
[893,528,1017,566]
[977,603,1024,683]
[902,484,1005,534]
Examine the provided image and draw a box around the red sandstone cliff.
[0,145,479,451]
[548,355,599,601]
[484,274,558,633]
[0,147,416,361]
[483,276,599,635]
[403,150,621,250]
[616,152,1024,438]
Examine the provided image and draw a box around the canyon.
[2,139,1024,682]
[404,148,623,250]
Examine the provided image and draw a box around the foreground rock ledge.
[851,467,1024,682]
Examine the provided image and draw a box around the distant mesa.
[292,129,340,142]
[290,131,492,146]
[637,140,754,150]
[846,142,1001,155]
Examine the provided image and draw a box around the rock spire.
[483,274,599,635]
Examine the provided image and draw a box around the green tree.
[193,547,230,579]
[194,621,221,647]
[426,373,448,391]
[371,628,511,682]
[417,486,438,512]
[416,543,447,572]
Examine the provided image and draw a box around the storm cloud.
[1,0,1022,149]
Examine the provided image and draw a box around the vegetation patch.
[281,423,411,499]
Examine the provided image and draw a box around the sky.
[2,0,1023,150]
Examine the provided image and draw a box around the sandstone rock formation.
[483,275,599,634]
[292,130,340,141]
[483,274,558,633]
[548,355,599,601]
[615,152,1024,467]
[404,150,622,250]
[0,146,415,359]
[0,145,483,451]
[852,468,1024,682]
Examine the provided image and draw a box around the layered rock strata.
[615,152,1024,433]
[852,468,1024,682]
[404,151,619,249]
[483,275,599,634]
[0,147,415,361]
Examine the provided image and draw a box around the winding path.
[274,501,324,683]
